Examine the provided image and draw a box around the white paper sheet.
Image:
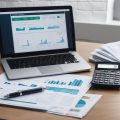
[0,73,92,114]
[67,94,102,118]
[89,41,120,62]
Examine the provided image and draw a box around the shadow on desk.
[91,86,120,90]
[0,118,7,120]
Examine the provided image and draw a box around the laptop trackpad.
[38,66,63,75]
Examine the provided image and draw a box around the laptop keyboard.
[7,53,79,69]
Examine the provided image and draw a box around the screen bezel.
[0,6,76,58]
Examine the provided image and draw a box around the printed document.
[0,73,91,113]
[89,41,120,62]
[0,73,102,118]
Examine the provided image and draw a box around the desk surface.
[0,41,120,120]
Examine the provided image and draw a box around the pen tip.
[2,95,9,100]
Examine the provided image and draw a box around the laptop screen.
[0,6,75,57]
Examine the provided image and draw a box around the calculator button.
[104,81,108,84]
[110,74,115,76]
[115,74,120,76]
[100,81,104,83]
[115,76,120,78]
[104,79,108,81]
[99,79,104,82]
[115,80,120,83]
[111,72,115,74]
[114,81,119,84]
[115,80,119,83]
[109,79,114,84]
[115,77,120,79]
[105,77,109,79]
[110,77,115,79]
[116,72,120,75]
[105,80,108,82]
[115,77,120,80]
[94,79,98,81]
[93,80,98,83]
[114,83,119,85]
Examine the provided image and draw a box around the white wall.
[0,0,108,23]
[0,0,120,43]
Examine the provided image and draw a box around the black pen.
[3,87,46,99]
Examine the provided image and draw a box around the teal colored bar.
[71,80,77,86]
[56,81,59,84]
[48,25,60,29]
[61,82,64,85]
[76,80,83,86]
[47,87,79,95]
[48,81,51,84]
[51,81,54,84]
[53,81,57,84]
[29,27,44,30]
[68,82,72,85]
[12,16,40,21]
[16,27,25,31]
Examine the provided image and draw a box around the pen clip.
[17,90,23,96]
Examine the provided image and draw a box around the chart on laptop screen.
[10,11,68,53]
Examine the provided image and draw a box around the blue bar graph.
[45,79,83,87]
[68,79,83,86]
[47,87,79,95]
[48,25,60,29]
[16,27,25,31]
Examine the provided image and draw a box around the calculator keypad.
[92,70,120,86]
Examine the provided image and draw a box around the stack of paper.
[0,73,102,118]
[89,41,120,62]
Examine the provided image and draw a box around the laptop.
[0,6,91,80]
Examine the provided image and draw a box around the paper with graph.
[0,73,101,118]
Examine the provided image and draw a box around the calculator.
[92,62,120,88]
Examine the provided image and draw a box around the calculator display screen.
[98,64,118,69]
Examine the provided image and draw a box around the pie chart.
[75,99,86,108]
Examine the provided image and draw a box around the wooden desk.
[0,41,120,120]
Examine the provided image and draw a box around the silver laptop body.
[0,6,91,79]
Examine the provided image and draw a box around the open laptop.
[0,6,91,80]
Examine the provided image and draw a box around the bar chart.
[45,79,83,87]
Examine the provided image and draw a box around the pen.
[3,87,46,99]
